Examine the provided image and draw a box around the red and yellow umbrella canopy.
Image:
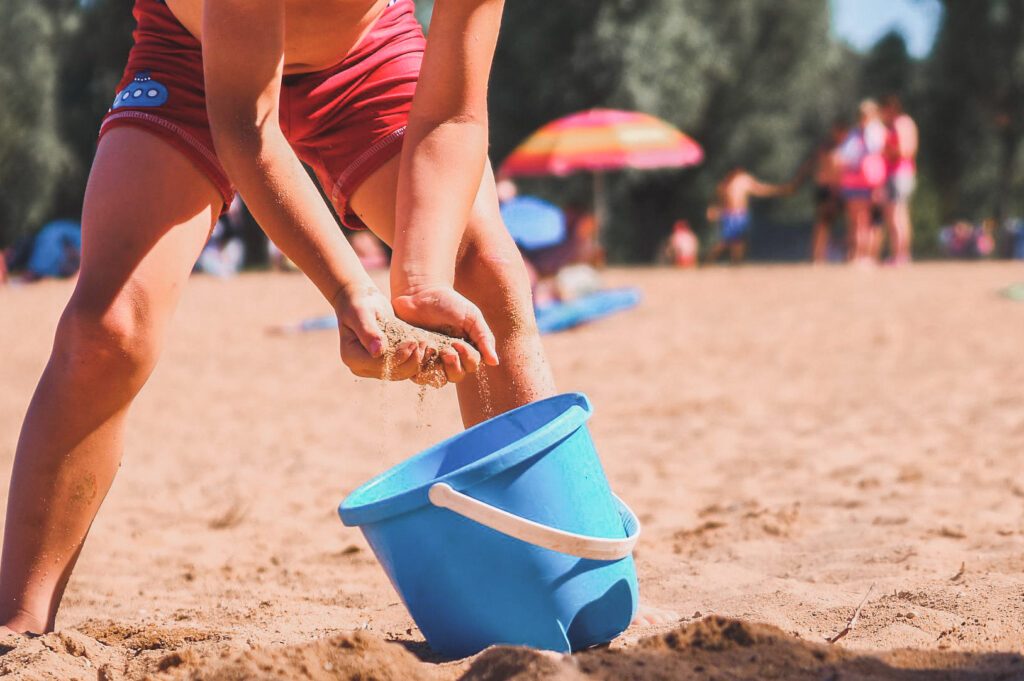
[499,108,704,178]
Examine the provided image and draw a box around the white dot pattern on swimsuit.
[110,70,168,111]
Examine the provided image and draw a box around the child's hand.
[334,284,427,381]
[392,284,499,367]
[334,283,485,384]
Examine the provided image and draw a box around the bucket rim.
[338,392,592,526]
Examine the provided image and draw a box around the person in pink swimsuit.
[881,95,918,265]
[838,100,888,264]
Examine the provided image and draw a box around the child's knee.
[456,235,542,344]
[456,226,533,319]
[54,292,161,385]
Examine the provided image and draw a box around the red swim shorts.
[99,0,424,229]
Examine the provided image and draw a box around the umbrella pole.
[593,170,608,244]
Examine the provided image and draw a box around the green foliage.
[55,0,134,211]
[922,0,1024,224]
[859,31,916,99]
[0,4,71,245]
[909,172,945,258]
[0,0,130,246]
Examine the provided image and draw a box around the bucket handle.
[428,483,640,561]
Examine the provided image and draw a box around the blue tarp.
[534,287,642,334]
[283,288,642,338]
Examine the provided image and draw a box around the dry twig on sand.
[208,499,249,530]
[950,561,966,582]
[826,583,874,644]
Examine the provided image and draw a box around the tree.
[924,0,1024,223]
[55,0,134,213]
[859,31,916,99]
[0,4,72,245]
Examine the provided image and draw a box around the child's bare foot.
[630,603,681,628]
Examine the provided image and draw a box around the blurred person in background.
[940,219,994,259]
[196,193,246,277]
[663,219,698,268]
[805,120,849,264]
[839,99,888,265]
[881,95,918,265]
[706,167,794,264]
[349,230,389,270]
[561,203,604,269]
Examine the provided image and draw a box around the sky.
[830,0,943,58]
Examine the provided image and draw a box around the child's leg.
[0,127,221,633]
[897,201,913,260]
[705,241,727,264]
[887,200,912,262]
[811,221,828,263]
[729,241,747,263]
[846,200,869,261]
[349,159,556,426]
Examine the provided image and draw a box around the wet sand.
[1,263,1022,679]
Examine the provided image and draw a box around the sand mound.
[570,617,1024,681]
[462,618,1024,681]
[462,647,583,681]
[0,630,123,681]
[155,631,429,681]
[3,617,1023,680]
[0,630,430,680]
[77,621,218,652]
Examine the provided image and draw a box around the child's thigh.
[349,157,512,255]
[72,127,222,326]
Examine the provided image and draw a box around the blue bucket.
[338,393,640,658]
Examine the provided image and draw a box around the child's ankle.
[0,607,47,635]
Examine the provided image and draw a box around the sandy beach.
[1,263,1022,679]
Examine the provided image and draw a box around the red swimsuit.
[100,0,424,229]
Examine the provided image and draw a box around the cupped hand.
[392,284,499,368]
[335,283,486,385]
[335,284,426,381]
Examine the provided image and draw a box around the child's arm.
[389,0,505,366]
[748,177,795,198]
[202,0,475,381]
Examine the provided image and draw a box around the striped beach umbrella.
[499,109,704,235]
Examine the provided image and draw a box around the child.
[706,168,793,264]
[881,95,918,265]
[664,220,698,268]
[807,121,849,264]
[0,0,563,635]
[839,100,888,264]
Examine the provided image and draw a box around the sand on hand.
[379,317,460,388]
